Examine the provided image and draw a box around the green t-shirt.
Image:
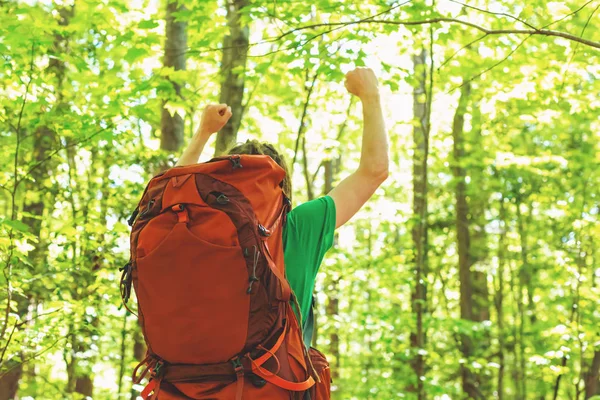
[282,196,336,324]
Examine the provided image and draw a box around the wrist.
[359,92,381,103]
[195,127,213,140]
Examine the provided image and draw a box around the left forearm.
[358,95,389,177]
[175,104,233,167]
[175,132,209,167]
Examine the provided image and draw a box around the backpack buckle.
[152,360,165,378]
[231,357,244,375]
[248,373,267,388]
[229,155,243,169]
[258,224,271,237]
[216,194,229,205]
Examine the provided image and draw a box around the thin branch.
[448,0,538,30]
[240,46,278,117]
[301,135,314,200]
[557,2,600,98]
[447,34,531,93]
[310,97,354,184]
[427,6,435,135]
[0,41,36,350]
[174,2,599,63]
[252,17,600,54]
[0,309,61,365]
[14,121,117,191]
[183,0,413,58]
[438,33,488,71]
[0,323,17,366]
[364,18,600,50]
[0,336,66,378]
[257,0,412,44]
[541,0,598,29]
[292,70,319,170]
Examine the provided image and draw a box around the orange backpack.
[121,155,330,399]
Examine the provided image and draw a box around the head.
[227,140,292,203]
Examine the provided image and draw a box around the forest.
[0,0,599,399]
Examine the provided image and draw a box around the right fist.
[344,67,379,100]
[198,104,232,136]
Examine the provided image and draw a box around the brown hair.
[227,140,292,203]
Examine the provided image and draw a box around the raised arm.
[328,67,389,228]
[175,104,232,167]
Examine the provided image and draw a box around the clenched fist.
[344,67,379,100]
[198,104,232,137]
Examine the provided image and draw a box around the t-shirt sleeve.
[285,195,336,280]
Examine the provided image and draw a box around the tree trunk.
[317,109,346,357]
[324,160,339,377]
[516,199,536,325]
[312,159,334,347]
[409,49,429,400]
[515,199,529,399]
[130,328,146,400]
[72,149,110,398]
[511,256,524,400]
[495,197,507,400]
[214,0,249,155]
[451,82,484,399]
[117,313,128,398]
[584,350,600,398]
[161,0,188,153]
[0,365,20,400]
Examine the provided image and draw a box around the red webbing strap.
[266,198,291,233]
[253,324,287,367]
[132,354,154,384]
[253,368,315,392]
[136,355,164,399]
[260,200,292,301]
[261,239,291,301]
[249,317,315,392]
[140,374,163,400]
[232,358,244,400]
[141,380,155,399]
[151,375,163,400]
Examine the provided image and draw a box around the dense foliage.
[1,0,599,399]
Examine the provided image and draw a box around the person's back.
[125,67,388,399]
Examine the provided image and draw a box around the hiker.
[176,65,388,326]
[123,67,388,399]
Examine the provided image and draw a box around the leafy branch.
[0,309,61,365]
[0,42,36,350]
[180,1,600,59]
[283,17,600,51]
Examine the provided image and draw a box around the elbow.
[375,166,389,183]
[358,163,389,184]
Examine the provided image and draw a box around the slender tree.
[451,82,487,399]
[160,0,188,154]
[214,0,249,155]
[409,48,430,400]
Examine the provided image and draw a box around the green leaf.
[124,47,148,64]
[138,20,159,29]
[2,219,30,233]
